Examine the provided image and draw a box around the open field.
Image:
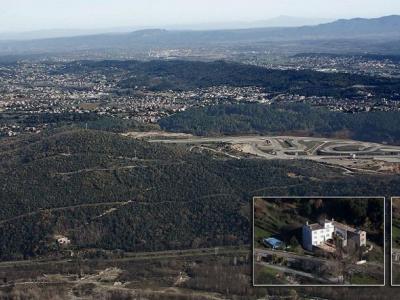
[0,247,392,300]
[0,247,255,300]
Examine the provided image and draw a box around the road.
[0,200,131,226]
[255,248,383,268]
[256,261,333,283]
[255,248,331,265]
[0,194,236,226]
[254,247,384,279]
[0,246,249,270]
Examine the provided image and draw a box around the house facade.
[333,221,366,248]
[302,219,366,251]
[302,220,335,251]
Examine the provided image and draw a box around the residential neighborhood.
[1,60,399,137]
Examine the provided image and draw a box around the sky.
[1,0,400,32]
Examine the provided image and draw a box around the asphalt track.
[145,134,400,161]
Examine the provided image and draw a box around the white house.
[54,234,71,246]
[302,219,366,252]
[302,220,335,251]
[58,237,71,245]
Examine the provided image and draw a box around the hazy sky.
[1,0,400,32]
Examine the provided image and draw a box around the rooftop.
[305,219,365,235]
[333,221,365,234]
[308,223,324,230]
[263,237,283,247]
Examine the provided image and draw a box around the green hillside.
[0,128,399,260]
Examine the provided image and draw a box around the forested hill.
[159,103,400,144]
[1,128,400,260]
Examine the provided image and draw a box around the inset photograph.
[392,197,400,285]
[253,197,385,286]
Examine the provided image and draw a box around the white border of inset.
[252,196,385,287]
[391,196,400,286]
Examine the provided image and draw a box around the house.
[57,237,71,245]
[302,219,366,252]
[393,249,400,262]
[262,237,284,249]
[302,220,335,251]
[54,235,71,246]
[333,221,367,248]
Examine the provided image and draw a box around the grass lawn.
[365,242,384,264]
[255,226,272,240]
[350,273,381,285]
[255,264,286,285]
[254,226,272,247]
[393,223,400,247]
[392,264,400,284]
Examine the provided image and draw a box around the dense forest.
[57,59,400,98]
[298,197,384,230]
[0,112,158,133]
[0,128,399,260]
[159,103,400,144]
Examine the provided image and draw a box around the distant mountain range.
[0,28,129,41]
[164,16,333,30]
[0,16,332,41]
[0,15,399,56]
